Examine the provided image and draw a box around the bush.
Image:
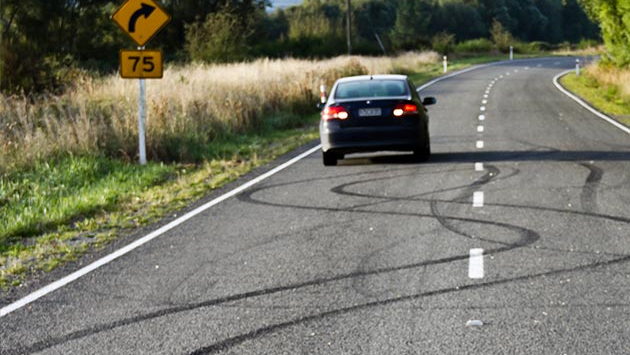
[490,19,514,52]
[185,10,251,63]
[0,40,86,94]
[526,41,555,52]
[578,39,600,50]
[431,32,456,55]
[454,38,494,53]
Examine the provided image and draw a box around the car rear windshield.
[334,80,409,99]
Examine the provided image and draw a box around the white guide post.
[443,56,448,73]
[510,45,513,60]
[320,84,327,103]
[576,59,580,76]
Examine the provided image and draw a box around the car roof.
[335,74,408,84]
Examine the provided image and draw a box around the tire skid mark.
[579,162,603,213]
[13,163,629,354]
[187,255,630,355]
[326,169,630,226]
[10,167,536,355]
[429,164,504,244]
[329,166,519,210]
[10,208,540,355]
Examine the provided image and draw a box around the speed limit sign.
[119,50,163,79]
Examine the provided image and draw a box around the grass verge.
[0,117,318,289]
[560,69,630,127]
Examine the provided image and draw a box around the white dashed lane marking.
[473,191,484,207]
[482,99,488,104]
[478,114,485,121]
[480,106,486,111]
[475,162,484,171]
[476,140,484,149]
[477,125,484,133]
[469,248,485,279]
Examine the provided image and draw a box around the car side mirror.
[317,102,325,110]
[422,97,437,106]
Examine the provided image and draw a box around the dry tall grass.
[0,52,438,171]
[584,62,630,98]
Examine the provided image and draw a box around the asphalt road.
[2,57,630,354]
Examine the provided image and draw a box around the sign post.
[112,0,170,165]
[139,75,147,165]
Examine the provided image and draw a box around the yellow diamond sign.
[113,0,170,47]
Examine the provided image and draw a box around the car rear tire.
[413,137,431,162]
[323,151,338,166]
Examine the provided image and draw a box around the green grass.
[561,72,630,127]
[0,157,172,249]
[0,115,319,288]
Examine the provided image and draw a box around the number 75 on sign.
[120,50,163,79]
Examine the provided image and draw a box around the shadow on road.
[340,150,630,166]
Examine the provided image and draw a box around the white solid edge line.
[1,145,322,318]
[469,248,485,279]
[553,70,630,136]
[416,61,498,92]
[4,56,521,318]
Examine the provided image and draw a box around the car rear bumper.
[320,121,425,154]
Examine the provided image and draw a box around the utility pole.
[346,0,352,55]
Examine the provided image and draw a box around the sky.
[269,0,303,10]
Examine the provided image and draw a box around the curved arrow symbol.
[128,3,155,33]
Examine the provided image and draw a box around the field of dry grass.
[583,62,630,99]
[561,60,630,126]
[0,52,439,172]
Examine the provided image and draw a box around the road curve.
[1,57,629,354]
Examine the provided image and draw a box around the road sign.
[112,0,170,46]
[120,50,163,79]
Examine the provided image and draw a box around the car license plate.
[358,108,382,117]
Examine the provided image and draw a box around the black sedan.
[318,74,436,166]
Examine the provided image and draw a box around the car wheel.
[413,137,431,162]
[323,151,338,166]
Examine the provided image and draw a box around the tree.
[390,0,431,50]
[577,0,628,66]
[185,8,252,63]
[430,2,485,40]
[490,18,513,51]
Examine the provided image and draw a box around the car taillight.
[393,103,418,117]
[322,106,349,120]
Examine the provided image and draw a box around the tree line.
[1,0,599,94]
